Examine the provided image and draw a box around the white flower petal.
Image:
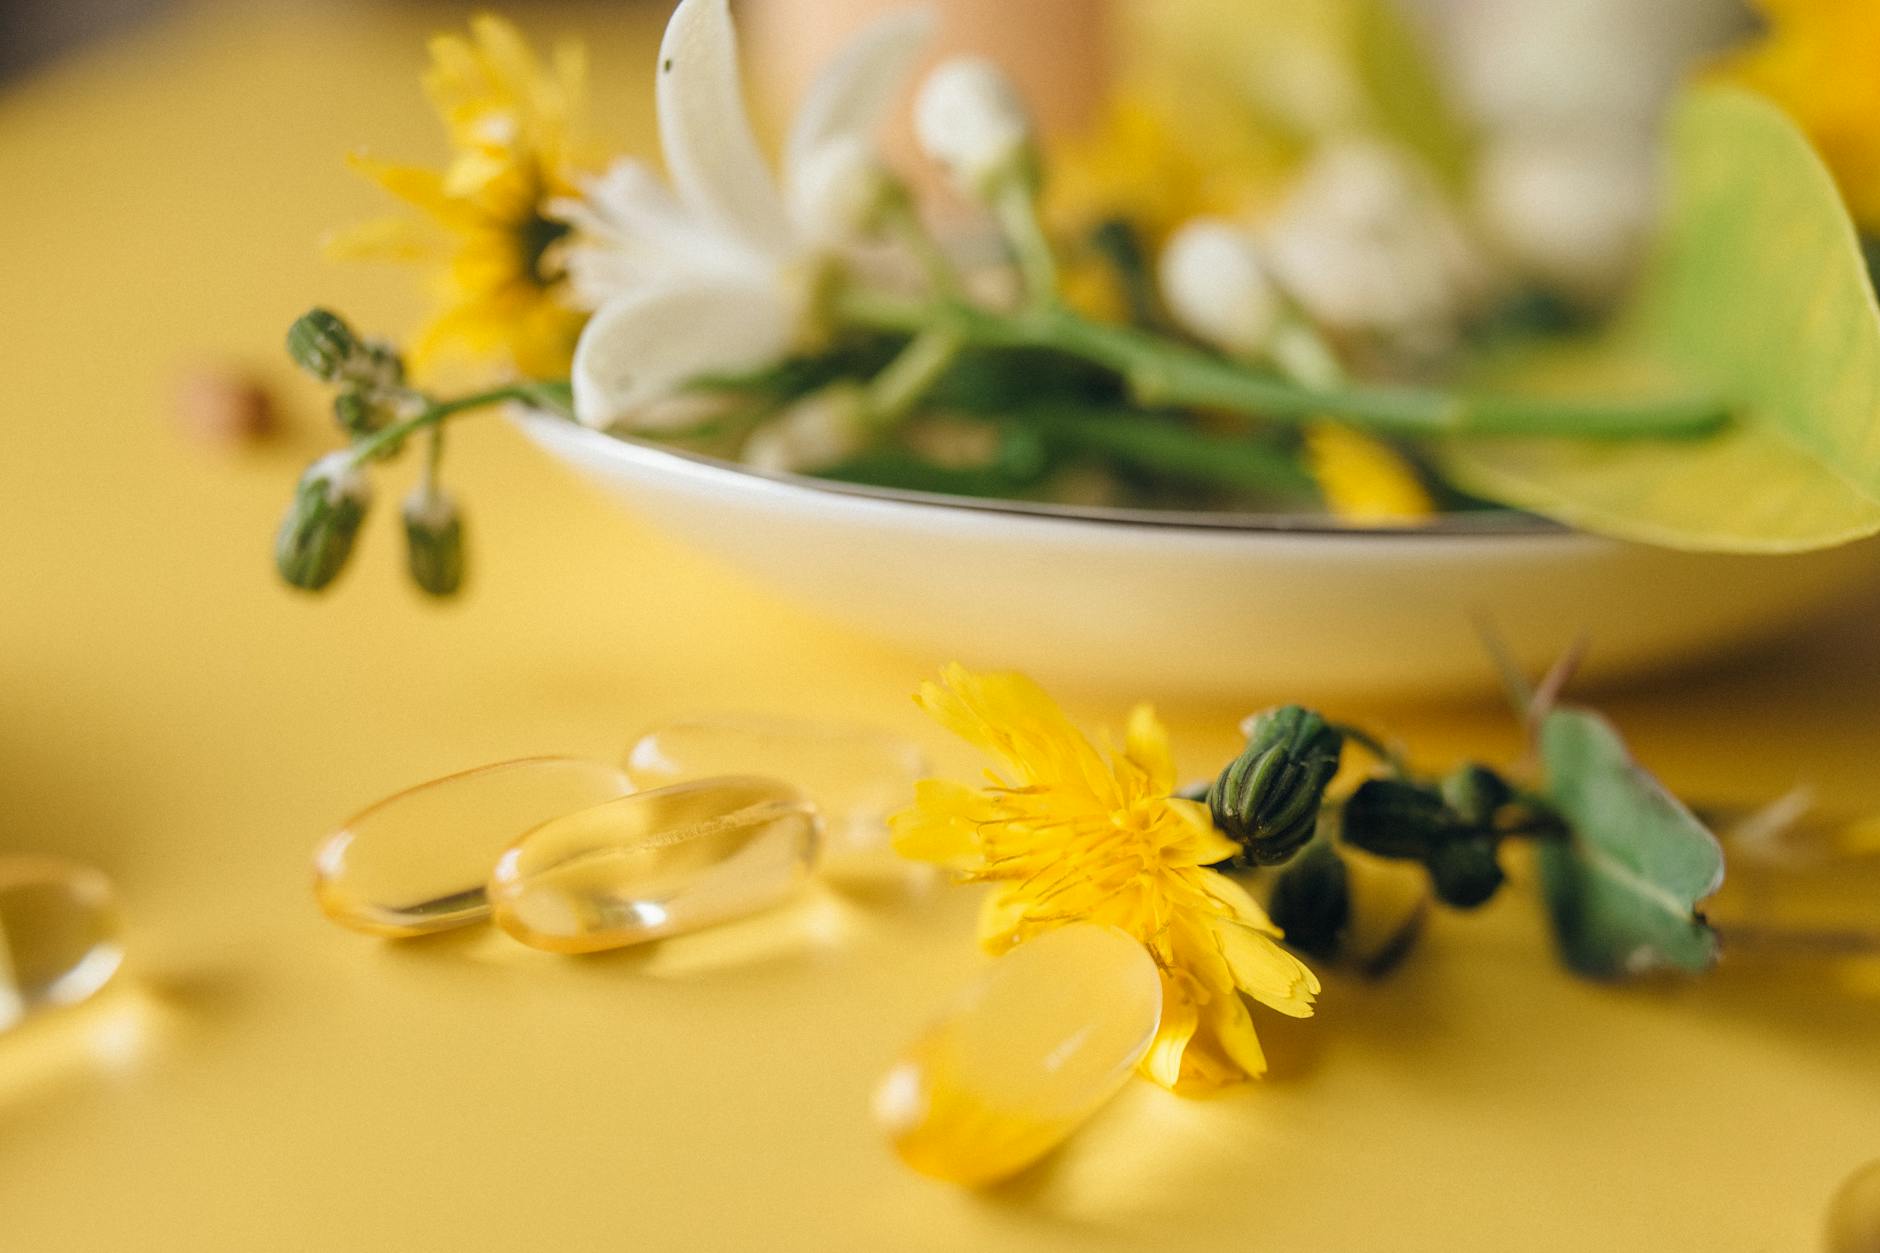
[550,158,771,308]
[783,7,935,203]
[657,0,794,255]
[572,280,795,430]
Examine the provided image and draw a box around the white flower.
[562,0,933,431]
[1158,219,1282,358]
[1474,134,1654,302]
[912,57,1034,198]
[1256,139,1489,352]
[741,385,872,474]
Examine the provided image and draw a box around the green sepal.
[1209,707,1344,867]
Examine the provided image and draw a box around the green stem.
[997,403,1314,497]
[835,290,1730,441]
[881,187,964,302]
[348,382,563,464]
[993,178,1060,306]
[866,329,964,427]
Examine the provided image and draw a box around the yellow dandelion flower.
[1716,0,1880,230]
[330,14,590,379]
[1304,422,1435,525]
[891,665,1319,1091]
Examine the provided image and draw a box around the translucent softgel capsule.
[488,776,821,954]
[313,757,635,937]
[624,716,926,850]
[873,924,1162,1186]
[0,857,125,1032]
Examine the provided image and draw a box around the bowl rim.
[517,409,1569,541]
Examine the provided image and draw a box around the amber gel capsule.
[488,776,821,954]
[0,856,125,1031]
[873,924,1162,1186]
[624,715,926,850]
[313,758,635,938]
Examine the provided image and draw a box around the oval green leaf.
[1442,85,1880,552]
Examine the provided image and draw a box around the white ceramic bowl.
[520,413,1880,700]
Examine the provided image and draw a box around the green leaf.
[1440,85,1880,552]
[1535,707,1724,978]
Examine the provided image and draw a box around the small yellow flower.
[1304,422,1435,525]
[330,15,589,379]
[1717,0,1880,230]
[892,665,1318,1091]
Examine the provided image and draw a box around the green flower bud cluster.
[276,308,475,599]
[1207,706,1345,867]
[286,308,411,439]
[1338,762,1558,908]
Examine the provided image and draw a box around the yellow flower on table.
[1717,0,1880,229]
[331,15,589,379]
[891,665,1319,1091]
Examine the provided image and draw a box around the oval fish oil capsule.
[0,857,125,1032]
[313,758,635,938]
[488,776,821,954]
[872,924,1162,1187]
[624,716,926,852]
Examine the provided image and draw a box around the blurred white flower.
[1158,218,1282,357]
[561,0,932,430]
[1256,139,1488,352]
[1475,134,1655,302]
[1404,0,1740,298]
[913,57,1036,199]
[743,385,871,473]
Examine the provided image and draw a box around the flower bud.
[1440,763,1513,829]
[742,385,870,474]
[1341,777,1510,910]
[790,136,895,244]
[332,390,388,437]
[402,486,465,598]
[1266,839,1350,959]
[1208,706,1344,867]
[1340,779,1458,860]
[286,309,359,382]
[355,340,407,391]
[913,58,1035,199]
[1426,835,1505,909]
[1159,219,1282,357]
[275,453,371,592]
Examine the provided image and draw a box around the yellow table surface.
[2,3,1877,1248]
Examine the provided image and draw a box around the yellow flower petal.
[337,16,589,379]
[1123,703,1176,795]
[1142,976,1199,1088]
[1216,918,1320,1018]
[1209,992,1270,1078]
[888,779,983,865]
[1304,422,1435,526]
[898,666,1320,1093]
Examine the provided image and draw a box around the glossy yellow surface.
[489,776,819,952]
[1,3,1878,1248]
[875,924,1162,1186]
